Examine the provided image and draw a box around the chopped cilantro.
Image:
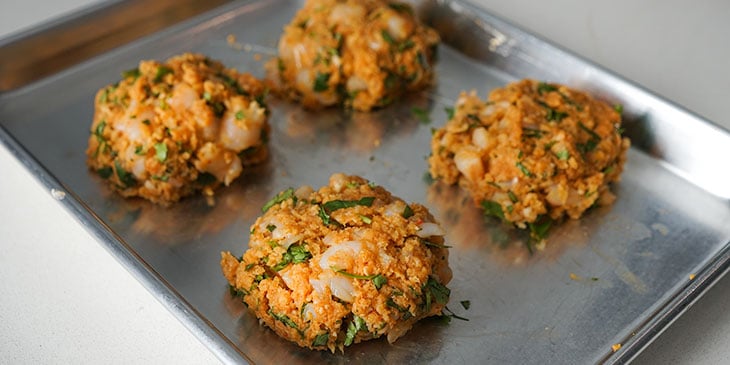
[381,30,395,44]
[460,300,471,310]
[546,108,568,121]
[528,216,552,242]
[537,82,558,94]
[402,204,414,219]
[313,72,330,92]
[262,188,296,212]
[578,122,601,140]
[266,224,276,232]
[372,274,388,290]
[272,243,312,271]
[121,68,141,80]
[134,145,146,156]
[333,268,387,290]
[96,166,113,179]
[229,285,248,298]
[507,191,518,203]
[398,39,415,52]
[555,149,570,160]
[386,297,408,312]
[614,104,624,114]
[481,200,505,220]
[268,310,299,330]
[312,333,329,347]
[516,161,533,177]
[344,315,367,346]
[153,142,167,162]
[114,160,136,188]
[153,66,173,83]
[321,197,375,215]
[235,110,245,120]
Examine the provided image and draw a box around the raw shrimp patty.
[86,53,269,204]
[221,173,452,351]
[267,0,439,111]
[429,79,630,228]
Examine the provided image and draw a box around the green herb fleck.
[402,204,414,219]
[481,200,505,221]
[546,108,568,121]
[411,107,431,124]
[579,122,601,140]
[381,30,395,45]
[266,224,276,232]
[555,149,570,161]
[333,268,388,290]
[507,191,518,203]
[273,243,312,271]
[114,160,137,188]
[121,68,141,80]
[203,92,212,101]
[516,161,533,177]
[537,82,558,94]
[614,104,624,114]
[268,310,299,330]
[359,215,372,224]
[344,315,367,346]
[312,333,329,347]
[96,166,113,179]
[153,142,167,162]
[229,285,248,298]
[386,297,409,313]
[235,110,245,120]
[398,39,415,52]
[460,300,471,310]
[528,216,552,243]
[134,145,145,156]
[153,66,173,83]
[313,72,330,92]
[262,188,296,212]
[321,197,375,214]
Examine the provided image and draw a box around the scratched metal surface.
[1,0,729,363]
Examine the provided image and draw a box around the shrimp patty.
[429,79,630,229]
[221,173,452,351]
[86,53,269,204]
[267,0,439,111]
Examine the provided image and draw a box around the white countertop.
[1,0,729,364]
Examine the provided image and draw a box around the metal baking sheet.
[2,0,729,363]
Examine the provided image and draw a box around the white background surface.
[1,0,729,364]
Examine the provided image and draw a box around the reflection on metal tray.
[1,0,729,364]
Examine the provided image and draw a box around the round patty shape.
[267,0,439,111]
[429,79,630,228]
[221,173,452,351]
[86,53,269,204]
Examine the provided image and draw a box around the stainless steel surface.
[1,0,729,364]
